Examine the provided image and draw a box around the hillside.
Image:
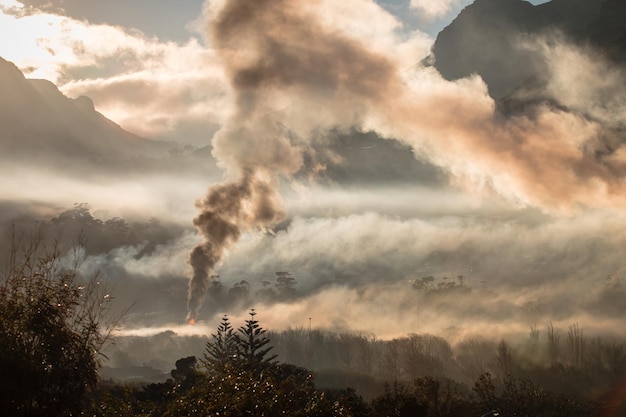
[0,57,168,166]
[430,0,625,99]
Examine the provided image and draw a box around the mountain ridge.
[0,56,169,165]
[430,0,623,99]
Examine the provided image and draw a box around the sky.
[0,0,624,347]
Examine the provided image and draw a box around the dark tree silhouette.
[236,308,278,372]
[164,310,363,416]
[202,315,238,374]
[171,356,198,381]
[0,234,117,416]
[275,271,297,299]
[371,382,427,417]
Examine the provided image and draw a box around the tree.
[228,279,250,303]
[547,321,561,367]
[275,271,297,299]
[236,308,278,372]
[371,382,427,417]
[201,310,277,375]
[567,323,585,369]
[166,310,360,416]
[0,234,117,416]
[412,376,471,417]
[456,337,496,381]
[255,279,276,301]
[202,315,238,375]
[496,340,514,379]
[171,356,199,382]
[472,373,497,413]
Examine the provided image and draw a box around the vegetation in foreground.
[85,311,613,417]
[0,234,117,416]
[1,237,625,416]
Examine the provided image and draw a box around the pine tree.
[203,315,237,375]
[236,309,277,373]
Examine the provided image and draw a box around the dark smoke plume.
[186,0,398,321]
[187,172,283,321]
[188,0,626,320]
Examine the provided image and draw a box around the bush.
[0,234,117,416]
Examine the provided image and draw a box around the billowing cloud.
[187,206,626,341]
[0,0,229,144]
[173,0,626,331]
[201,0,626,212]
[3,0,626,348]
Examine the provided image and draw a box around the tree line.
[1,233,625,415]
[85,312,609,417]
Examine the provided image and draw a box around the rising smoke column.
[186,0,402,321]
[187,172,285,321]
[188,0,626,320]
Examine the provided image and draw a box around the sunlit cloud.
[2,0,626,347]
[409,0,469,20]
[303,0,433,67]
[60,51,231,143]
[0,162,212,223]
[0,0,229,143]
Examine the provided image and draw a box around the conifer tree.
[203,315,238,375]
[236,308,277,372]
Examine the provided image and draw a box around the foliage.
[371,382,427,417]
[81,312,616,417]
[202,315,238,375]
[165,310,356,416]
[0,232,117,416]
[81,383,144,417]
[275,271,297,299]
[205,271,300,309]
[86,311,378,416]
[236,309,278,371]
[412,275,470,296]
[412,376,470,417]
[171,356,199,382]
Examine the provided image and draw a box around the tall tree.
[166,311,362,417]
[236,309,278,372]
[203,315,238,375]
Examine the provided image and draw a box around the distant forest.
[102,270,626,415]
[3,208,626,415]
[95,311,625,416]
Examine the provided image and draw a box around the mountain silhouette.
[430,0,625,99]
[0,57,168,167]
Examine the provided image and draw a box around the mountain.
[0,57,443,189]
[588,0,626,62]
[0,57,169,168]
[430,0,625,99]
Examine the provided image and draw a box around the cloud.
[0,0,229,144]
[5,198,626,341]
[3,0,626,345]
[409,0,468,20]
[532,36,626,126]
[201,0,626,218]
[223,209,626,288]
[177,0,626,323]
[78,231,200,280]
[60,55,230,144]
[0,152,223,227]
[197,208,626,339]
